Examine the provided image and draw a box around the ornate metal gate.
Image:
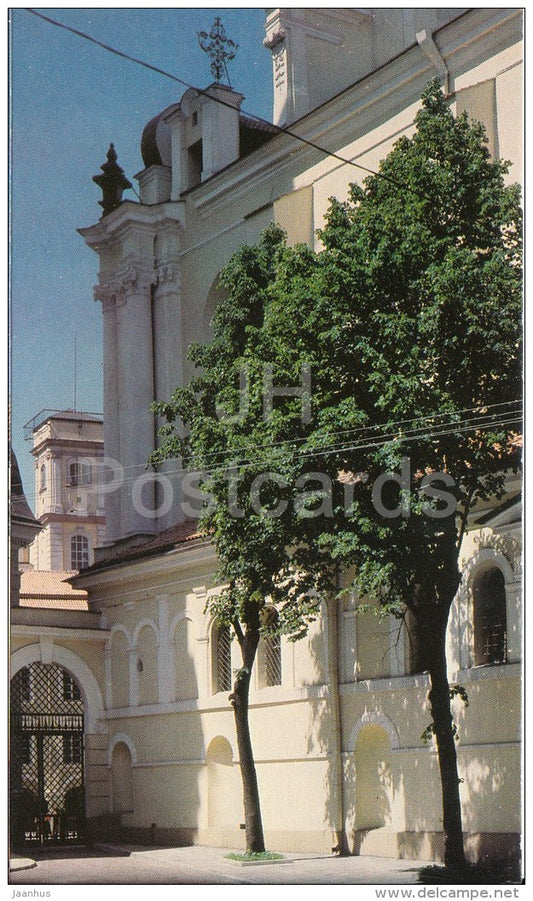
[10,662,85,847]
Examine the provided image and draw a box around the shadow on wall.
[304,601,519,864]
[106,610,205,846]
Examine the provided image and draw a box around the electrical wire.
[26,414,521,507]
[27,399,521,493]
[18,11,522,500]
[152,399,522,470]
[25,401,522,500]
[24,7,433,201]
[26,408,519,503]
[163,413,523,483]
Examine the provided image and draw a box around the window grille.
[10,663,85,847]
[20,734,32,765]
[63,673,81,701]
[473,567,507,665]
[264,634,282,686]
[70,535,89,570]
[62,734,83,764]
[216,625,232,693]
[19,666,31,702]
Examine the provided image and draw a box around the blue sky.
[9,6,273,511]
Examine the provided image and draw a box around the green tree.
[152,81,522,866]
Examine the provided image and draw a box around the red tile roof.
[19,571,89,610]
[74,519,206,576]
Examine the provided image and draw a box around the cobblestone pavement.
[9,844,431,885]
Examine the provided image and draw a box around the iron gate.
[10,662,85,847]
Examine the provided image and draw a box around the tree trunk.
[427,614,466,870]
[230,630,265,853]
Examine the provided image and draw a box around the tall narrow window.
[40,463,46,491]
[263,634,282,686]
[473,566,507,665]
[215,625,232,693]
[70,534,89,570]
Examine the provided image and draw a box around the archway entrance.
[10,662,85,847]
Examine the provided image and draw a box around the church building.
[10,8,522,865]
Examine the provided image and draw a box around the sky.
[9,5,273,512]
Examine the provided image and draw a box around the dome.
[140,103,180,168]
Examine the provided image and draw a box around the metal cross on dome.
[197,17,238,86]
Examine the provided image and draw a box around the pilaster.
[129,647,139,708]
[199,84,244,182]
[49,452,63,515]
[157,595,173,703]
[94,285,122,545]
[264,11,290,126]
[164,106,188,200]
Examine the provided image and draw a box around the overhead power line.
[171,413,523,483]
[155,400,523,471]
[31,407,522,502]
[24,7,432,200]
[111,411,523,492]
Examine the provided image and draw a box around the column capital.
[94,265,156,308]
[155,264,181,291]
[120,265,155,295]
[93,282,126,309]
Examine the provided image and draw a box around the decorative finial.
[92,143,132,216]
[198,17,238,86]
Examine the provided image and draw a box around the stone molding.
[155,264,181,290]
[349,710,401,751]
[263,27,286,50]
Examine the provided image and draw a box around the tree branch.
[232,617,245,649]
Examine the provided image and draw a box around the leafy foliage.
[152,81,521,640]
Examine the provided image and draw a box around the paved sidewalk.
[9,856,36,872]
[9,843,434,885]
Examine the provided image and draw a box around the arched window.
[40,463,46,491]
[70,535,89,570]
[213,624,232,694]
[473,566,507,665]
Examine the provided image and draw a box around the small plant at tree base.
[225,851,285,862]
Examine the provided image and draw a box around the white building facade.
[11,9,523,865]
[25,410,105,571]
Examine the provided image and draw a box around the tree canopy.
[153,80,521,632]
